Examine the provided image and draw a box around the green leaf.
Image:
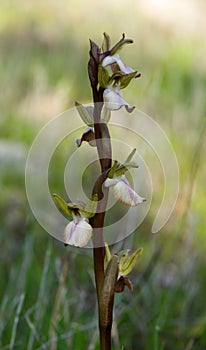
[102,32,111,52]
[110,33,133,55]
[119,248,143,276]
[98,65,110,88]
[75,101,93,126]
[52,194,73,219]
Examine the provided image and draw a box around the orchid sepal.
[110,33,133,55]
[75,101,94,126]
[52,194,74,219]
[118,248,143,277]
[102,32,111,52]
[80,194,98,219]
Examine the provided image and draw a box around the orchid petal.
[113,175,146,206]
[102,54,135,75]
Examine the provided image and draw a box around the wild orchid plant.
[53,33,145,350]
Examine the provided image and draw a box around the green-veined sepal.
[75,101,94,126]
[125,148,136,163]
[119,248,143,277]
[119,71,138,89]
[110,33,133,55]
[52,194,74,219]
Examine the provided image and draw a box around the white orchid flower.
[101,54,140,112]
[104,175,145,206]
[103,85,134,112]
[64,216,92,247]
[102,53,135,75]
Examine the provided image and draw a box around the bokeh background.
[0,0,206,349]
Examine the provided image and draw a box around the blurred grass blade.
[9,294,25,350]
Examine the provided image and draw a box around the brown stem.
[100,327,112,350]
[89,85,113,349]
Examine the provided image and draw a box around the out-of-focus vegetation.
[0,0,206,349]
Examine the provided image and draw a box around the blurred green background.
[0,0,206,349]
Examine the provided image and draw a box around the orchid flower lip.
[103,85,135,112]
[64,215,92,247]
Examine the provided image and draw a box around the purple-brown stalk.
[88,42,115,349]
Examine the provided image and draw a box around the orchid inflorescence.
[53,33,144,248]
[52,33,146,349]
